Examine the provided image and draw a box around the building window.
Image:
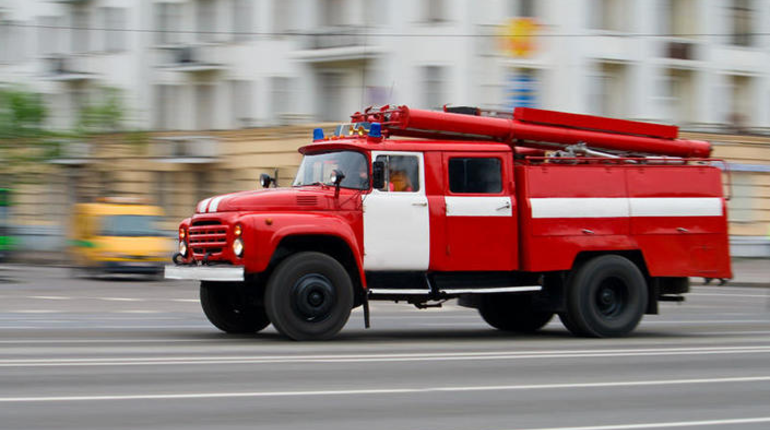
[102,7,127,53]
[195,84,215,130]
[154,3,182,45]
[731,0,753,47]
[322,0,346,27]
[318,72,343,122]
[71,8,90,53]
[728,172,756,222]
[154,85,179,130]
[448,158,502,194]
[422,66,446,109]
[233,0,253,42]
[197,0,217,43]
[271,76,296,124]
[231,80,253,128]
[590,0,625,31]
[37,16,60,56]
[1,20,25,64]
[511,0,536,17]
[274,0,294,34]
[195,169,213,203]
[590,63,628,117]
[666,0,697,37]
[423,0,447,23]
[728,75,753,130]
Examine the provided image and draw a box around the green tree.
[77,87,125,133]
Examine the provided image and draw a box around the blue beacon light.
[369,123,382,138]
[313,128,324,141]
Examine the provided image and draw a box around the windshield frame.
[293,150,370,191]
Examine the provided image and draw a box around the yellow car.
[69,198,171,277]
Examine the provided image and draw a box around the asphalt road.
[1,265,770,430]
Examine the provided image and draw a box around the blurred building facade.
[3,0,770,131]
[1,0,769,257]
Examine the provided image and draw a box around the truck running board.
[368,285,542,297]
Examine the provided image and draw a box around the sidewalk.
[690,258,769,288]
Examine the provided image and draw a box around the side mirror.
[330,169,346,186]
[259,173,274,189]
[331,169,345,199]
[372,161,385,189]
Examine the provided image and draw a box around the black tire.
[557,311,587,336]
[200,282,270,334]
[564,255,648,338]
[265,252,354,341]
[478,294,553,333]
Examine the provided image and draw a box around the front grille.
[189,221,229,257]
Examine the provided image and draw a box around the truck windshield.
[100,215,163,237]
[293,151,369,190]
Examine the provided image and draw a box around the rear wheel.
[265,252,354,341]
[563,255,648,338]
[478,294,553,333]
[200,281,270,334]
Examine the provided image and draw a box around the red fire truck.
[166,105,731,341]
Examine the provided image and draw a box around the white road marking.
[115,310,162,314]
[96,297,145,302]
[27,296,71,300]
[641,319,770,325]
[2,345,770,367]
[511,416,770,430]
[0,338,216,344]
[0,375,768,403]
[14,310,59,314]
[689,293,770,298]
[169,299,198,303]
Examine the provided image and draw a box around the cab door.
[442,153,517,271]
[362,151,430,271]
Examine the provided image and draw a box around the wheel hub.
[292,274,336,322]
[596,278,627,318]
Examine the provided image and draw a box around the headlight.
[178,241,188,257]
[232,238,244,257]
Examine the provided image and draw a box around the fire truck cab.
[166,106,731,341]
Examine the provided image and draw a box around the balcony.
[293,26,384,63]
[151,136,219,164]
[45,55,95,82]
[157,45,228,73]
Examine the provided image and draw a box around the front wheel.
[478,294,553,333]
[265,252,354,341]
[200,282,270,334]
[563,255,648,338]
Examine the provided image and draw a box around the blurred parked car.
[69,197,171,278]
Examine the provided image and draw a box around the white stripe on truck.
[530,197,723,219]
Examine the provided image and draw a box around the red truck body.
[167,106,731,340]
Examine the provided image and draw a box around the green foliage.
[77,87,125,133]
[0,87,47,138]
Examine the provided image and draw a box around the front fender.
[238,213,365,288]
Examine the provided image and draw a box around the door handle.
[677,227,689,233]
[496,201,511,211]
[582,229,595,235]
[412,202,428,207]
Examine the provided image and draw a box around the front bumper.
[164,265,245,282]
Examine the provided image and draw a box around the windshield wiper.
[295,182,329,188]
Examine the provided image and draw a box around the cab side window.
[375,155,420,192]
[448,158,502,193]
